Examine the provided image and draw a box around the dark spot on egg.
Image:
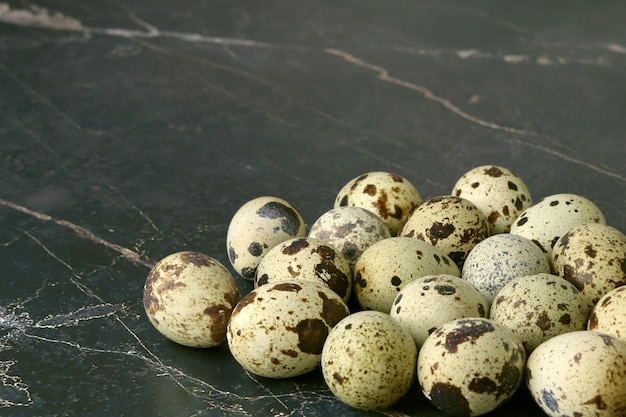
[514,197,524,211]
[203,304,231,343]
[364,184,377,196]
[488,211,500,224]
[516,217,529,227]
[583,395,608,410]
[391,276,402,286]
[477,303,486,317]
[281,349,298,358]
[241,267,256,279]
[448,251,465,266]
[584,244,597,258]
[471,182,480,188]
[391,174,404,182]
[282,238,310,255]
[427,222,456,245]
[338,195,348,206]
[396,306,401,314]
[318,291,348,327]
[333,372,348,384]
[502,205,510,216]
[180,251,214,267]
[599,333,614,347]
[342,242,358,260]
[228,245,238,263]
[435,285,456,296]
[507,181,518,191]
[287,318,328,355]
[541,389,560,412]
[444,319,495,353]
[429,382,471,416]
[248,242,263,257]
[468,376,497,394]
[485,166,504,177]
[256,201,301,235]
[550,200,559,207]
[231,291,257,315]
[531,239,546,253]
[255,274,269,287]
[535,312,553,331]
[271,282,302,292]
[558,314,571,325]
[455,189,462,197]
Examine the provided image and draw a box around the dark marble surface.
[1,1,625,416]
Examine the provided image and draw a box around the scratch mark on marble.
[35,304,123,328]
[0,61,82,130]
[325,48,524,134]
[0,198,154,269]
[0,360,32,408]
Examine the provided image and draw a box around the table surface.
[1,1,625,416]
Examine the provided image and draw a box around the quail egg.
[143,251,241,348]
[334,171,422,236]
[390,274,489,348]
[452,165,532,234]
[526,331,626,417]
[462,234,552,304]
[509,193,606,262]
[417,318,526,416]
[308,206,391,270]
[400,195,489,267]
[353,237,460,313]
[588,285,626,343]
[226,196,306,280]
[321,310,417,410]
[254,237,352,303]
[227,279,349,379]
[552,222,626,307]
[490,273,590,353]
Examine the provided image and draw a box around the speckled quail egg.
[143,251,241,348]
[390,274,489,348]
[308,206,391,270]
[254,237,352,303]
[452,165,532,235]
[400,196,489,267]
[321,310,417,411]
[552,222,626,307]
[227,279,349,379]
[354,237,460,313]
[509,193,606,262]
[417,318,526,417]
[227,196,306,280]
[526,331,626,417]
[334,171,422,236]
[490,273,590,353]
[588,285,626,343]
[462,234,552,304]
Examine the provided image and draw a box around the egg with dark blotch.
[452,165,532,235]
[227,279,349,379]
[334,171,422,236]
[462,234,551,304]
[400,195,489,268]
[588,285,626,343]
[526,331,626,417]
[308,206,391,271]
[321,310,417,411]
[510,193,606,264]
[254,237,352,303]
[354,237,460,313]
[490,273,590,353]
[552,222,626,307]
[417,318,526,417]
[226,196,306,280]
[390,274,489,348]
[143,251,241,348]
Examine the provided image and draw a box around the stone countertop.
[1,1,624,416]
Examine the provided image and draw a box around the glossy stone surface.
[1,1,625,416]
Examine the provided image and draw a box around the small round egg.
[588,285,626,343]
[552,222,626,307]
[321,310,417,411]
[334,171,422,236]
[390,274,489,348]
[227,279,349,379]
[417,318,526,417]
[143,251,241,348]
[400,195,489,267]
[308,206,391,270]
[254,237,352,303]
[354,237,460,313]
[526,331,626,417]
[226,196,306,280]
[509,193,606,262]
[462,234,552,304]
[452,165,532,235]
[490,273,590,353]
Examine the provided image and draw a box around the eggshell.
[308,206,391,270]
[354,237,460,313]
[334,171,422,235]
[490,273,590,353]
[400,195,489,267]
[552,222,626,306]
[417,318,526,416]
[143,251,241,348]
[390,274,489,348]
[509,193,606,262]
[227,279,349,379]
[452,165,532,234]
[526,331,626,417]
[226,196,306,280]
[462,234,552,304]
[254,237,352,303]
[588,285,626,343]
[321,310,417,410]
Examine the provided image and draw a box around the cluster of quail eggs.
[142,166,626,416]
